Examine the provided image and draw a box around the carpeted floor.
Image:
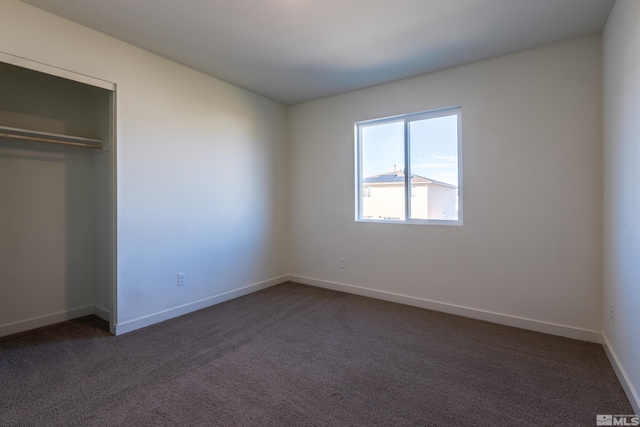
[0,282,633,426]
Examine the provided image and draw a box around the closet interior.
[0,54,116,336]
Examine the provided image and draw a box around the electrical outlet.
[178,272,186,286]
[339,258,345,268]
[610,303,615,323]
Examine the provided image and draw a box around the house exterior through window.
[355,107,462,224]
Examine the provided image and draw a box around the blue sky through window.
[361,114,458,186]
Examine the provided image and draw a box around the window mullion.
[356,125,363,220]
[404,119,411,221]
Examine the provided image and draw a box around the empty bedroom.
[1,0,638,425]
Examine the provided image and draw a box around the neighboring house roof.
[364,170,456,188]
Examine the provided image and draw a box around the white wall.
[289,35,603,341]
[0,147,96,330]
[603,0,640,414]
[0,0,289,334]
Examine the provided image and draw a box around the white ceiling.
[21,0,614,105]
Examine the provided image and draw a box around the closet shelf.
[0,125,104,150]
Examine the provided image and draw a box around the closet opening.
[0,52,116,336]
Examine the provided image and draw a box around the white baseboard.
[602,334,640,415]
[94,305,110,322]
[289,275,602,343]
[0,305,95,338]
[113,275,289,335]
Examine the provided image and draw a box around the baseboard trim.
[94,305,110,323]
[602,334,640,415]
[0,305,95,338]
[289,275,602,343]
[113,275,289,335]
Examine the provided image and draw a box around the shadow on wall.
[0,149,95,331]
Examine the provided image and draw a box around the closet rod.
[0,132,103,149]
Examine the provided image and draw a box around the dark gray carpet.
[0,282,633,426]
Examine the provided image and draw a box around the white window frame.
[355,106,462,225]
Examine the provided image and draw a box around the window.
[355,107,461,224]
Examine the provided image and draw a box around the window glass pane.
[408,114,458,220]
[361,121,405,220]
